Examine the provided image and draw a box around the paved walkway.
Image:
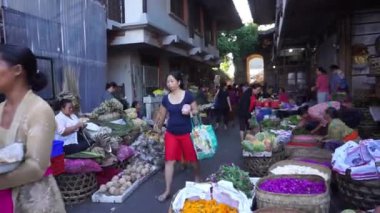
[66,123,345,213]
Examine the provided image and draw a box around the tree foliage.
[217,23,259,59]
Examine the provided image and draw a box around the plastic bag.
[190,116,218,160]
[116,145,135,161]
[64,159,102,174]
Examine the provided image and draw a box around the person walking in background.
[132,101,143,118]
[227,85,238,126]
[102,82,117,102]
[238,83,262,141]
[312,67,329,103]
[278,87,289,103]
[154,72,200,202]
[0,44,65,213]
[214,82,232,130]
[330,65,349,102]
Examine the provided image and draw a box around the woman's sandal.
[155,193,172,203]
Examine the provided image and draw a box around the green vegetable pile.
[208,164,253,197]
[292,128,310,135]
[90,118,135,137]
[261,119,280,130]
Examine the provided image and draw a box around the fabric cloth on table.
[332,140,380,180]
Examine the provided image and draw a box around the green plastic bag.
[190,115,218,160]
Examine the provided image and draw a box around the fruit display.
[242,131,276,153]
[98,159,155,196]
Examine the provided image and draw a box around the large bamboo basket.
[335,170,380,210]
[254,207,305,213]
[256,175,330,213]
[286,147,332,161]
[56,173,98,204]
[268,160,332,184]
[243,149,287,177]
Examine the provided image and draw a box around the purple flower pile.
[259,177,326,194]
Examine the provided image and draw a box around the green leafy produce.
[287,115,301,125]
[90,118,134,137]
[208,164,253,198]
[292,128,310,135]
[242,131,276,153]
[66,151,105,159]
[261,119,280,130]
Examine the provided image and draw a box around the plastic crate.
[51,154,65,176]
[51,140,64,158]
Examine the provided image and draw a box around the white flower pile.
[270,165,329,181]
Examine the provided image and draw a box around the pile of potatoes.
[98,160,155,196]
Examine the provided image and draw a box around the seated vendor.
[324,107,360,142]
[321,107,360,152]
[55,99,90,155]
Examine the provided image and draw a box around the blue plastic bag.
[190,115,218,160]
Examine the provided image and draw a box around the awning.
[201,0,243,30]
[248,0,276,25]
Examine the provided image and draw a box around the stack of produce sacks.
[332,140,380,180]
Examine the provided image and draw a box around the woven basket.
[56,173,98,204]
[254,207,304,213]
[335,171,380,210]
[243,149,286,177]
[256,175,330,213]
[114,159,129,170]
[268,160,332,184]
[286,147,332,161]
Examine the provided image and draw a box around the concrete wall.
[317,34,338,70]
[107,49,140,105]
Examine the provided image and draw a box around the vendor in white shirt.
[55,99,89,155]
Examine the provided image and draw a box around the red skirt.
[164,131,197,162]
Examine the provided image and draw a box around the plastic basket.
[51,154,65,176]
[51,140,64,158]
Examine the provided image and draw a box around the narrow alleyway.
[66,123,345,213]
[66,123,243,213]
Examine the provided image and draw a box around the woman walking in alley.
[154,71,200,202]
[238,83,262,141]
[312,67,330,103]
[0,45,65,213]
[214,82,232,129]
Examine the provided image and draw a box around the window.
[204,13,214,45]
[170,0,185,21]
[36,57,55,100]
